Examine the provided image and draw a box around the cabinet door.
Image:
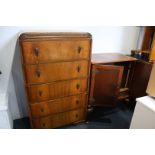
[89,64,124,107]
[129,60,153,99]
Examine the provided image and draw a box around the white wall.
[0,26,140,119]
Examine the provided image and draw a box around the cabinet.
[90,64,123,107]
[89,53,137,107]
[19,32,92,128]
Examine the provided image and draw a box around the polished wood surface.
[32,108,85,129]
[24,60,89,84]
[91,53,137,64]
[30,94,87,118]
[27,78,87,102]
[140,26,155,50]
[20,32,91,129]
[21,40,90,64]
[90,64,123,107]
[89,53,137,107]
[19,32,92,40]
[129,60,153,99]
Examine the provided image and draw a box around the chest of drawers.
[19,32,92,128]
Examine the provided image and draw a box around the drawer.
[27,78,88,102]
[24,60,89,84]
[21,40,91,64]
[30,94,87,118]
[32,108,86,128]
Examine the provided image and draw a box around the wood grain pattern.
[91,53,137,64]
[20,32,91,129]
[21,40,90,64]
[129,60,153,99]
[32,108,85,129]
[30,94,87,118]
[27,78,87,102]
[24,60,89,84]
[90,64,123,107]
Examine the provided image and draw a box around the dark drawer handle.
[76,114,79,118]
[76,84,80,89]
[42,123,46,127]
[76,100,79,105]
[40,108,44,112]
[35,69,41,77]
[34,48,40,56]
[77,46,82,53]
[38,90,42,96]
[77,66,81,72]
[0,70,2,74]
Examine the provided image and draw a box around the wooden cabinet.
[19,32,92,128]
[129,60,153,100]
[90,64,123,107]
[89,53,137,107]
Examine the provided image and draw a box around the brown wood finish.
[90,53,137,107]
[90,64,124,107]
[140,26,155,50]
[32,108,85,129]
[21,40,90,64]
[27,78,87,102]
[129,60,153,99]
[24,60,89,84]
[91,53,137,64]
[30,94,87,118]
[19,32,92,129]
[150,34,155,61]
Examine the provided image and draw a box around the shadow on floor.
[13,101,135,129]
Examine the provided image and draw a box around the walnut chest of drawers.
[19,32,92,128]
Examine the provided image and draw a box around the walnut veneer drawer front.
[30,94,87,118]
[19,32,91,128]
[21,40,91,64]
[27,78,87,102]
[24,60,89,84]
[32,108,85,128]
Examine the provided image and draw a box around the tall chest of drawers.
[19,32,92,128]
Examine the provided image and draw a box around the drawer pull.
[76,100,79,105]
[76,114,79,118]
[40,108,44,112]
[78,46,82,53]
[34,48,40,56]
[35,69,41,77]
[77,66,81,72]
[38,90,42,96]
[76,84,80,89]
[42,123,46,127]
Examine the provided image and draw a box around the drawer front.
[24,60,89,84]
[27,78,87,102]
[21,40,90,64]
[30,94,87,118]
[32,108,86,128]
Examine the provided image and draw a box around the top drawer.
[20,40,91,64]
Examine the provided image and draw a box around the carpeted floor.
[13,101,135,129]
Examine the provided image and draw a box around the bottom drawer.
[32,108,86,129]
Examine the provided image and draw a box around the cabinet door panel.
[90,65,124,107]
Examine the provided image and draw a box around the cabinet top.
[92,53,137,64]
[19,32,92,40]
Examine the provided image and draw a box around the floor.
[13,101,135,129]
